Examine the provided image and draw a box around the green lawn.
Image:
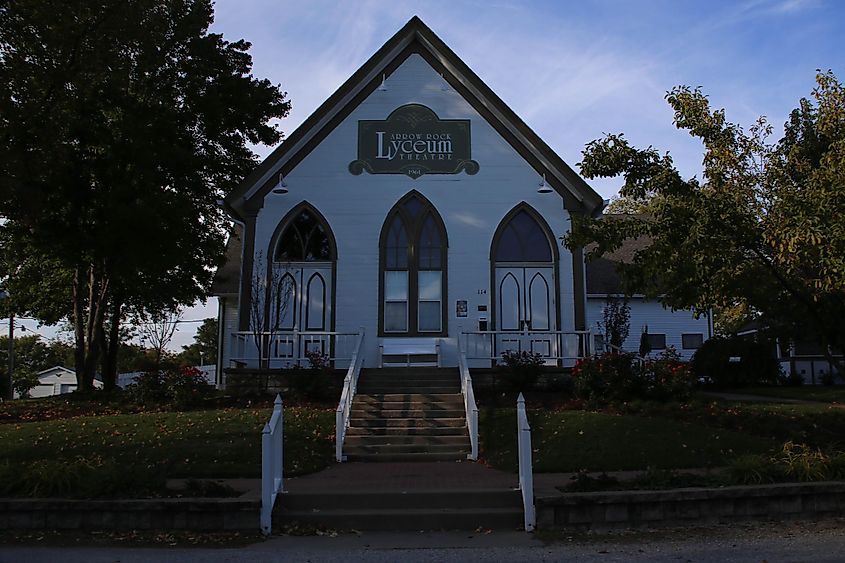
[480,408,776,473]
[0,406,335,497]
[629,400,845,451]
[5,393,844,498]
[730,386,845,404]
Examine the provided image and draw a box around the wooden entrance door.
[494,266,556,357]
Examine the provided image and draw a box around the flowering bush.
[499,350,545,391]
[572,348,694,404]
[165,366,213,408]
[126,367,211,408]
[642,348,695,401]
[572,351,642,404]
[305,350,331,371]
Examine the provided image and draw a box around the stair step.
[344,452,469,462]
[356,387,460,394]
[352,400,465,410]
[276,507,523,531]
[354,393,462,402]
[360,376,459,383]
[343,435,470,447]
[361,368,459,376]
[345,426,468,436]
[350,409,466,419]
[278,489,522,511]
[348,417,466,428]
[344,443,470,455]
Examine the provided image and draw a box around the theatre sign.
[349,104,479,179]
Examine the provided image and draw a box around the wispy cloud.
[211,0,842,197]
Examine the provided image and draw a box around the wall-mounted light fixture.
[377,74,388,92]
[537,174,552,194]
[272,172,288,194]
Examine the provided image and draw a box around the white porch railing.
[229,331,362,369]
[335,329,365,462]
[260,394,284,535]
[516,392,535,532]
[462,330,592,367]
[457,333,479,460]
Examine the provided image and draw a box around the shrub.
[727,454,781,485]
[165,366,213,408]
[830,452,845,479]
[126,367,211,408]
[572,349,694,404]
[780,370,805,387]
[499,350,545,391]
[776,441,830,482]
[289,350,334,401]
[0,457,165,498]
[643,348,696,401]
[572,351,641,404]
[692,335,780,387]
[727,442,842,485]
[125,370,168,404]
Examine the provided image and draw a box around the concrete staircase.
[275,488,523,531]
[272,369,525,532]
[343,367,471,462]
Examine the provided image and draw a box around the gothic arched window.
[379,192,448,335]
[275,209,333,262]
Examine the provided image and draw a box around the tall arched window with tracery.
[379,192,448,336]
[268,203,336,335]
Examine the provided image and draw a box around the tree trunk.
[72,264,110,392]
[72,266,87,390]
[102,299,122,391]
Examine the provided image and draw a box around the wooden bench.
[379,338,441,368]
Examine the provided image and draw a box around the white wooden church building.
[212,17,710,381]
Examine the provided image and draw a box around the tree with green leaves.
[177,317,218,367]
[566,71,845,372]
[0,0,290,395]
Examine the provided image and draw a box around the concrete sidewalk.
[182,461,680,502]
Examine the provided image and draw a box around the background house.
[585,235,713,360]
[14,366,102,399]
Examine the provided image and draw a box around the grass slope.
[733,386,845,404]
[0,407,335,497]
[480,408,776,473]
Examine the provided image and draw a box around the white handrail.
[462,330,593,364]
[260,394,284,535]
[457,332,479,460]
[516,392,535,532]
[335,328,365,462]
[230,331,361,369]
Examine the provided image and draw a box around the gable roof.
[225,16,603,218]
[585,238,652,295]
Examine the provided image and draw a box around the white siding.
[586,298,710,360]
[251,55,574,367]
[220,296,240,378]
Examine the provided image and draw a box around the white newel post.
[517,392,536,532]
[260,394,284,535]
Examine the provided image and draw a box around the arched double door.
[492,205,558,359]
[269,203,336,360]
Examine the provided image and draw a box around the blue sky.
[211,0,844,198]
[25,0,843,352]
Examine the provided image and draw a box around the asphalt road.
[1,521,843,562]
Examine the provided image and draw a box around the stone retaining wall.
[537,482,845,530]
[0,497,259,531]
